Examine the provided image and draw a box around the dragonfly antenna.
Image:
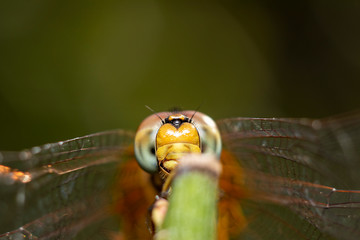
[145,105,164,124]
[190,102,203,122]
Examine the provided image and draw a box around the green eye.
[134,127,158,173]
[195,117,222,159]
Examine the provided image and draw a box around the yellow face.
[155,114,201,177]
[134,111,222,179]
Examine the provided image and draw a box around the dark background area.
[0,1,359,150]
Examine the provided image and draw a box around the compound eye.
[190,113,222,159]
[134,117,160,173]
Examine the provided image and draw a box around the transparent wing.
[217,112,360,240]
[0,130,134,240]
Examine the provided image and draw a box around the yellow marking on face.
[155,119,201,175]
[167,114,186,122]
[156,122,199,147]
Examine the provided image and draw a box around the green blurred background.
[0,1,359,150]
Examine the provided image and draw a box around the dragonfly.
[0,110,360,240]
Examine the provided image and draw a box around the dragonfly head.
[135,111,222,179]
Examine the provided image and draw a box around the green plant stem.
[155,154,220,240]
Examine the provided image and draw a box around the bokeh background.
[0,1,359,150]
